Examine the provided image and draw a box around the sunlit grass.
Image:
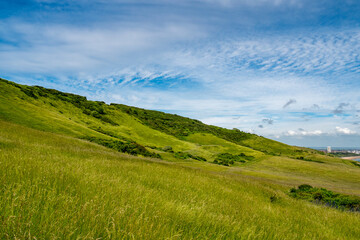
[1,121,360,239]
[1,79,360,239]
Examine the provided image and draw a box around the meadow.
[1,78,360,239]
[1,121,360,239]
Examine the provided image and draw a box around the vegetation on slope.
[1,121,360,239]
[111,103,251,140]
[81,136,161,158]
[0,78,264,164]
[111,103,326,159]
[290,184,360,212]
[0,78,357,169]
[0,78,200,159]
[330,152,360,158]
[213,153,255,166]
[3,78,118,125]
[0,78,329,163]
[1,78,360,239]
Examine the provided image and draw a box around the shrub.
[298,184,313,191]
[213,153,254,166]
[174,152,207,161]
[81,136,161,159]
[289,185,360,212]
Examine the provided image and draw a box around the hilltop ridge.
[0,78,322,163]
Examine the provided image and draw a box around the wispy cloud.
[172,29,360,79]
[0,20,205,75]
[1,0,360,147]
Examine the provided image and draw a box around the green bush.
[81,136,161,159]
[290,185,360,212]
[174,152,207,161]
[298,184,313,191]
[213,153,254,166]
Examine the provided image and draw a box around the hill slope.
[0,78,325,161]
[1,78,360,239]
[1,120,360,239]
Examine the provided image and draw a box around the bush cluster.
[174,152,207,161]
[290,184,360,212]
[81,136,161,159]
[213,153,254,166]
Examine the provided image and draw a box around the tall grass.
[1,121,360,239]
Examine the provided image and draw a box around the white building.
[327,146,331,153]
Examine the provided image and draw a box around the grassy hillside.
[0,78,325,161]
[0,78,270,163]
[1,78,360,239]
[1,120,360,239]
[111,103,321,158]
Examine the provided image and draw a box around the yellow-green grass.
[235,155,360,196]
[0,79,337,164]
[1,78,359,186]
[0,81,198,152]
[185,133,264,158]
[1,120,360,239]
[0,80,236,158]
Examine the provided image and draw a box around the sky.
[1,0,360,147]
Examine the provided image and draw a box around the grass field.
[1,79,360,239]
[1,121,360,239]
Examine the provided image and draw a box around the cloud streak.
[1,0,360,147]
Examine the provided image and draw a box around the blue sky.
[1,0,360,147]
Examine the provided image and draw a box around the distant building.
[327,146,332,153]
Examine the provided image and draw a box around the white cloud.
[285,129,323,136]
[0,20,205,74]
[335,126,356,135]
[287,130,297,136]
[282,127,357,138]
[1,1,360,147]
[173,29,360,78]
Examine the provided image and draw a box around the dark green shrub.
[213,153,254,166]
[290,185,360,212]
[174,152,207,161]
[298,184,313,191]
[81,136,161,159]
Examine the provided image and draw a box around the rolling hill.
[0,78,359,239]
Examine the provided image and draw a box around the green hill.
[0,78,324,163]
[1,78,360,239]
